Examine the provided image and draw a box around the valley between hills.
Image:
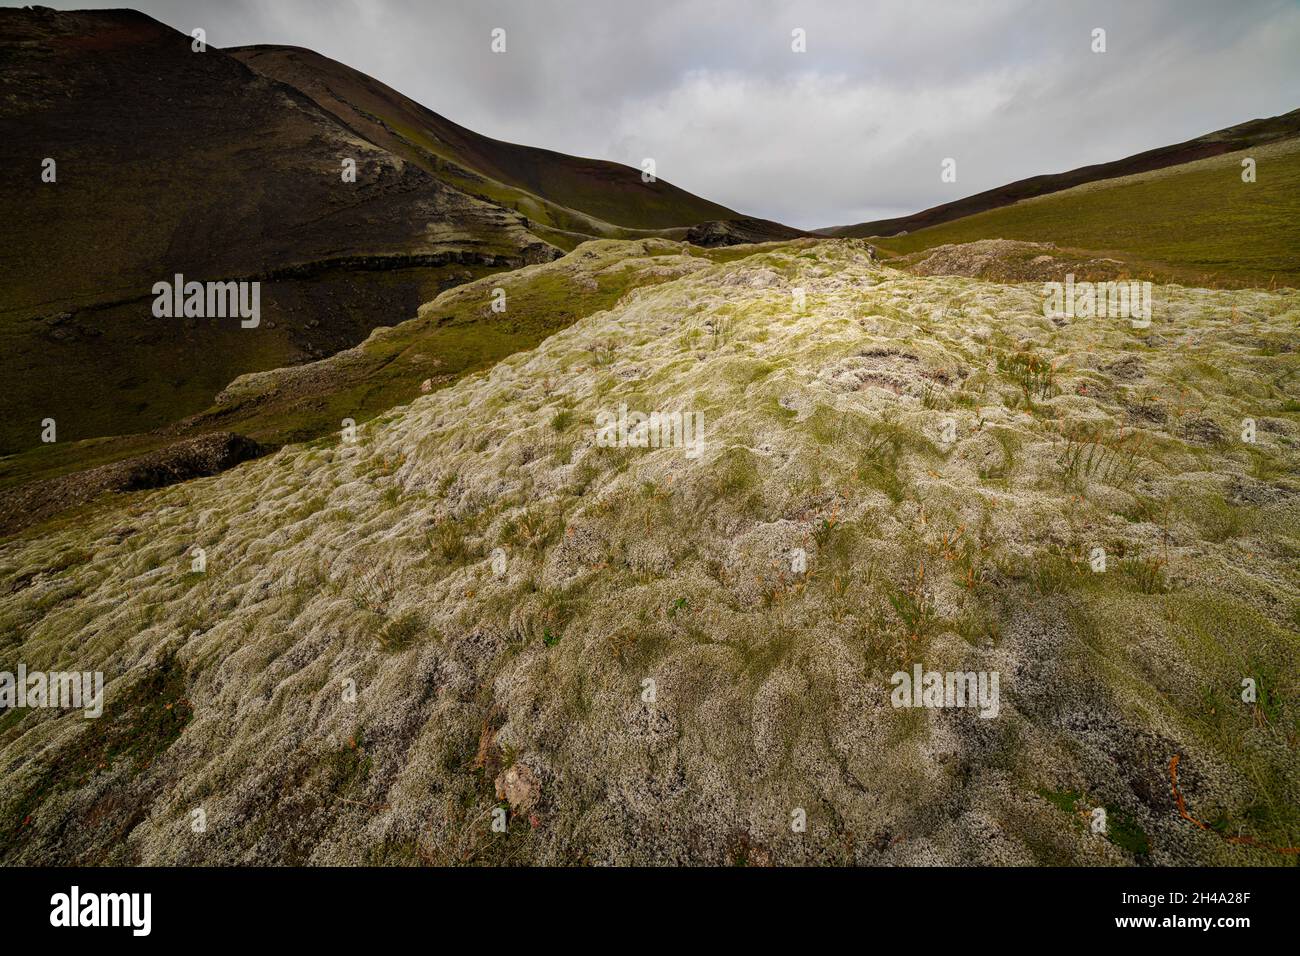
[1,6,1296,866]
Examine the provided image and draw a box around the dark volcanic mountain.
[0,8,524,453]
[0,6,789,461]
[227,44,749,237]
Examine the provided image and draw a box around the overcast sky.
[24,0,1300,228]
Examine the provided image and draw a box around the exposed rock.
[495,764,541,813]
[901,239,1131,282]
[0,432,263,535]
[686,218,809,247]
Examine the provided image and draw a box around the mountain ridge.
[226,43,752,236]
[821,107,1300,238]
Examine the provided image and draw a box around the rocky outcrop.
[0,433,263,535]
[900,239,1130,282]
[686,218,809,247]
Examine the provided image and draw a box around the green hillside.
[872,137,1300,287]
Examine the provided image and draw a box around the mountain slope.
[2,238,1296,865]
[823,108,1300,240]
[0,6,561,458]
[871,135,1300,287]
[0,239,750,535]
[228,45,750,238]
[0,8,794,466]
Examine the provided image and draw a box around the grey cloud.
[27,0,1300,228]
